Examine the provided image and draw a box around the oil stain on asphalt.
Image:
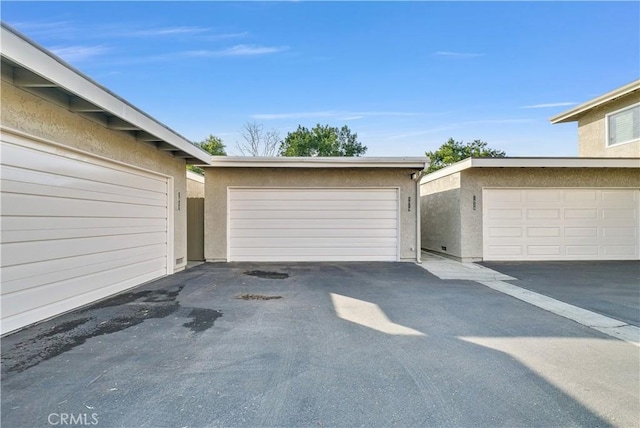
[1,285,222,376]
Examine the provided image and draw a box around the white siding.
[228,188,399,262]
[483,188,640,261]
[1,134,170,334]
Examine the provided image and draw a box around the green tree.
[425,138,505,173]
[188,134,226,174]
[279,124,367,157]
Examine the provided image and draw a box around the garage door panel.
[228,188,399,261]
[2,224,167,244]
[1,244,167,292]
[2,179,166,207]
[230,228,397,239]
[2,142,166,193]
[2,258,167,318]
[484,188,639,261]
[230,209,396,220]
[566,246,599,256]
[230,199,398,211]
[1,136,170,334]
[231,247,398,257]
[2,232,167,267]
[2,165,166,202]
[604,246,637,256]
[1,193,167,218]
[230,189,397,201]
[231,237,397,248]
[231,218,398,230]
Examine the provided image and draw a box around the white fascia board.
[204,156,428,169]
[421,157,640,184]
[186,170,205,183]
[550,80,640,124]
[0,24,211,164]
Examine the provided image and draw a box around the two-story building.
[420,80,640,262]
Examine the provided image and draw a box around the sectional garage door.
[1,133,170,334]
[483,188,640,261]
[228,188,399,261]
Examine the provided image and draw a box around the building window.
[606,103,639,147]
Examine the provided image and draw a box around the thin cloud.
[185,44,289,57]
[204,32,249,41]
[252,111,425,120]
[50,45,111,62]
[120,26,211,37]
[433,51,484,58]
[522,102,577,109]
[389,118,534,140]
[8,20,76,39]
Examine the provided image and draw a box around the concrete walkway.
[418,252,640,346]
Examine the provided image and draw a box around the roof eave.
[0,22,212,164]
[550,80,640,124]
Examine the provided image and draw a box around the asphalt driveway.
[2,262,638,427]
[481,261,640,327]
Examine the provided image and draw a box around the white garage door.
[483,188,640,261]
[1,133,170,334]
[228,188,399,261]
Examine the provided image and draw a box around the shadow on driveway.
[481,261,640,327]
[2,262,637,427]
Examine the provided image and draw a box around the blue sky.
[2,1,639,157]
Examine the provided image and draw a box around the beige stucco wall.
[457,168,640,261]
[204,167,420,262]
[577,92,640,157]
[187,173,205,198]
[419,173,462,258]
[1,80,189,271]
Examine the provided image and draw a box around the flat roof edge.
[203,156,428,169]
[421,157,640,183]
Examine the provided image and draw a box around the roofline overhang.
[201,156,428,169]
[0,22,211,164]
[550,79,640,124]
[420,157,640,184]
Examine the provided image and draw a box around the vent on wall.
[176,257,184,265]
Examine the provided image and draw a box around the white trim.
[420,157,640,184]
[550,80,640,124]
[415,178,421,263]
[186,170,205,183]
[605,102,640,148]
[1,24,211,164]
[166,177,175,275]
[205,156,427,169]
[396,187,402,262]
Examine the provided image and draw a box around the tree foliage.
[236,121,280,156]
[188,134,226,174]
[278,124,367,157]
[425,138,505,173]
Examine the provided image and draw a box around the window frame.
[604,102,640,148]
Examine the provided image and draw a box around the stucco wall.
[1,80,189,271]
[419,173,461,258]
[458,168,640,260]
[204,167,419,262]
[577,92,640,157]
[187,173,205,198]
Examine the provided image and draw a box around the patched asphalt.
[2,262,638,427]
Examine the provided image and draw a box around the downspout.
[414,169,423,263]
